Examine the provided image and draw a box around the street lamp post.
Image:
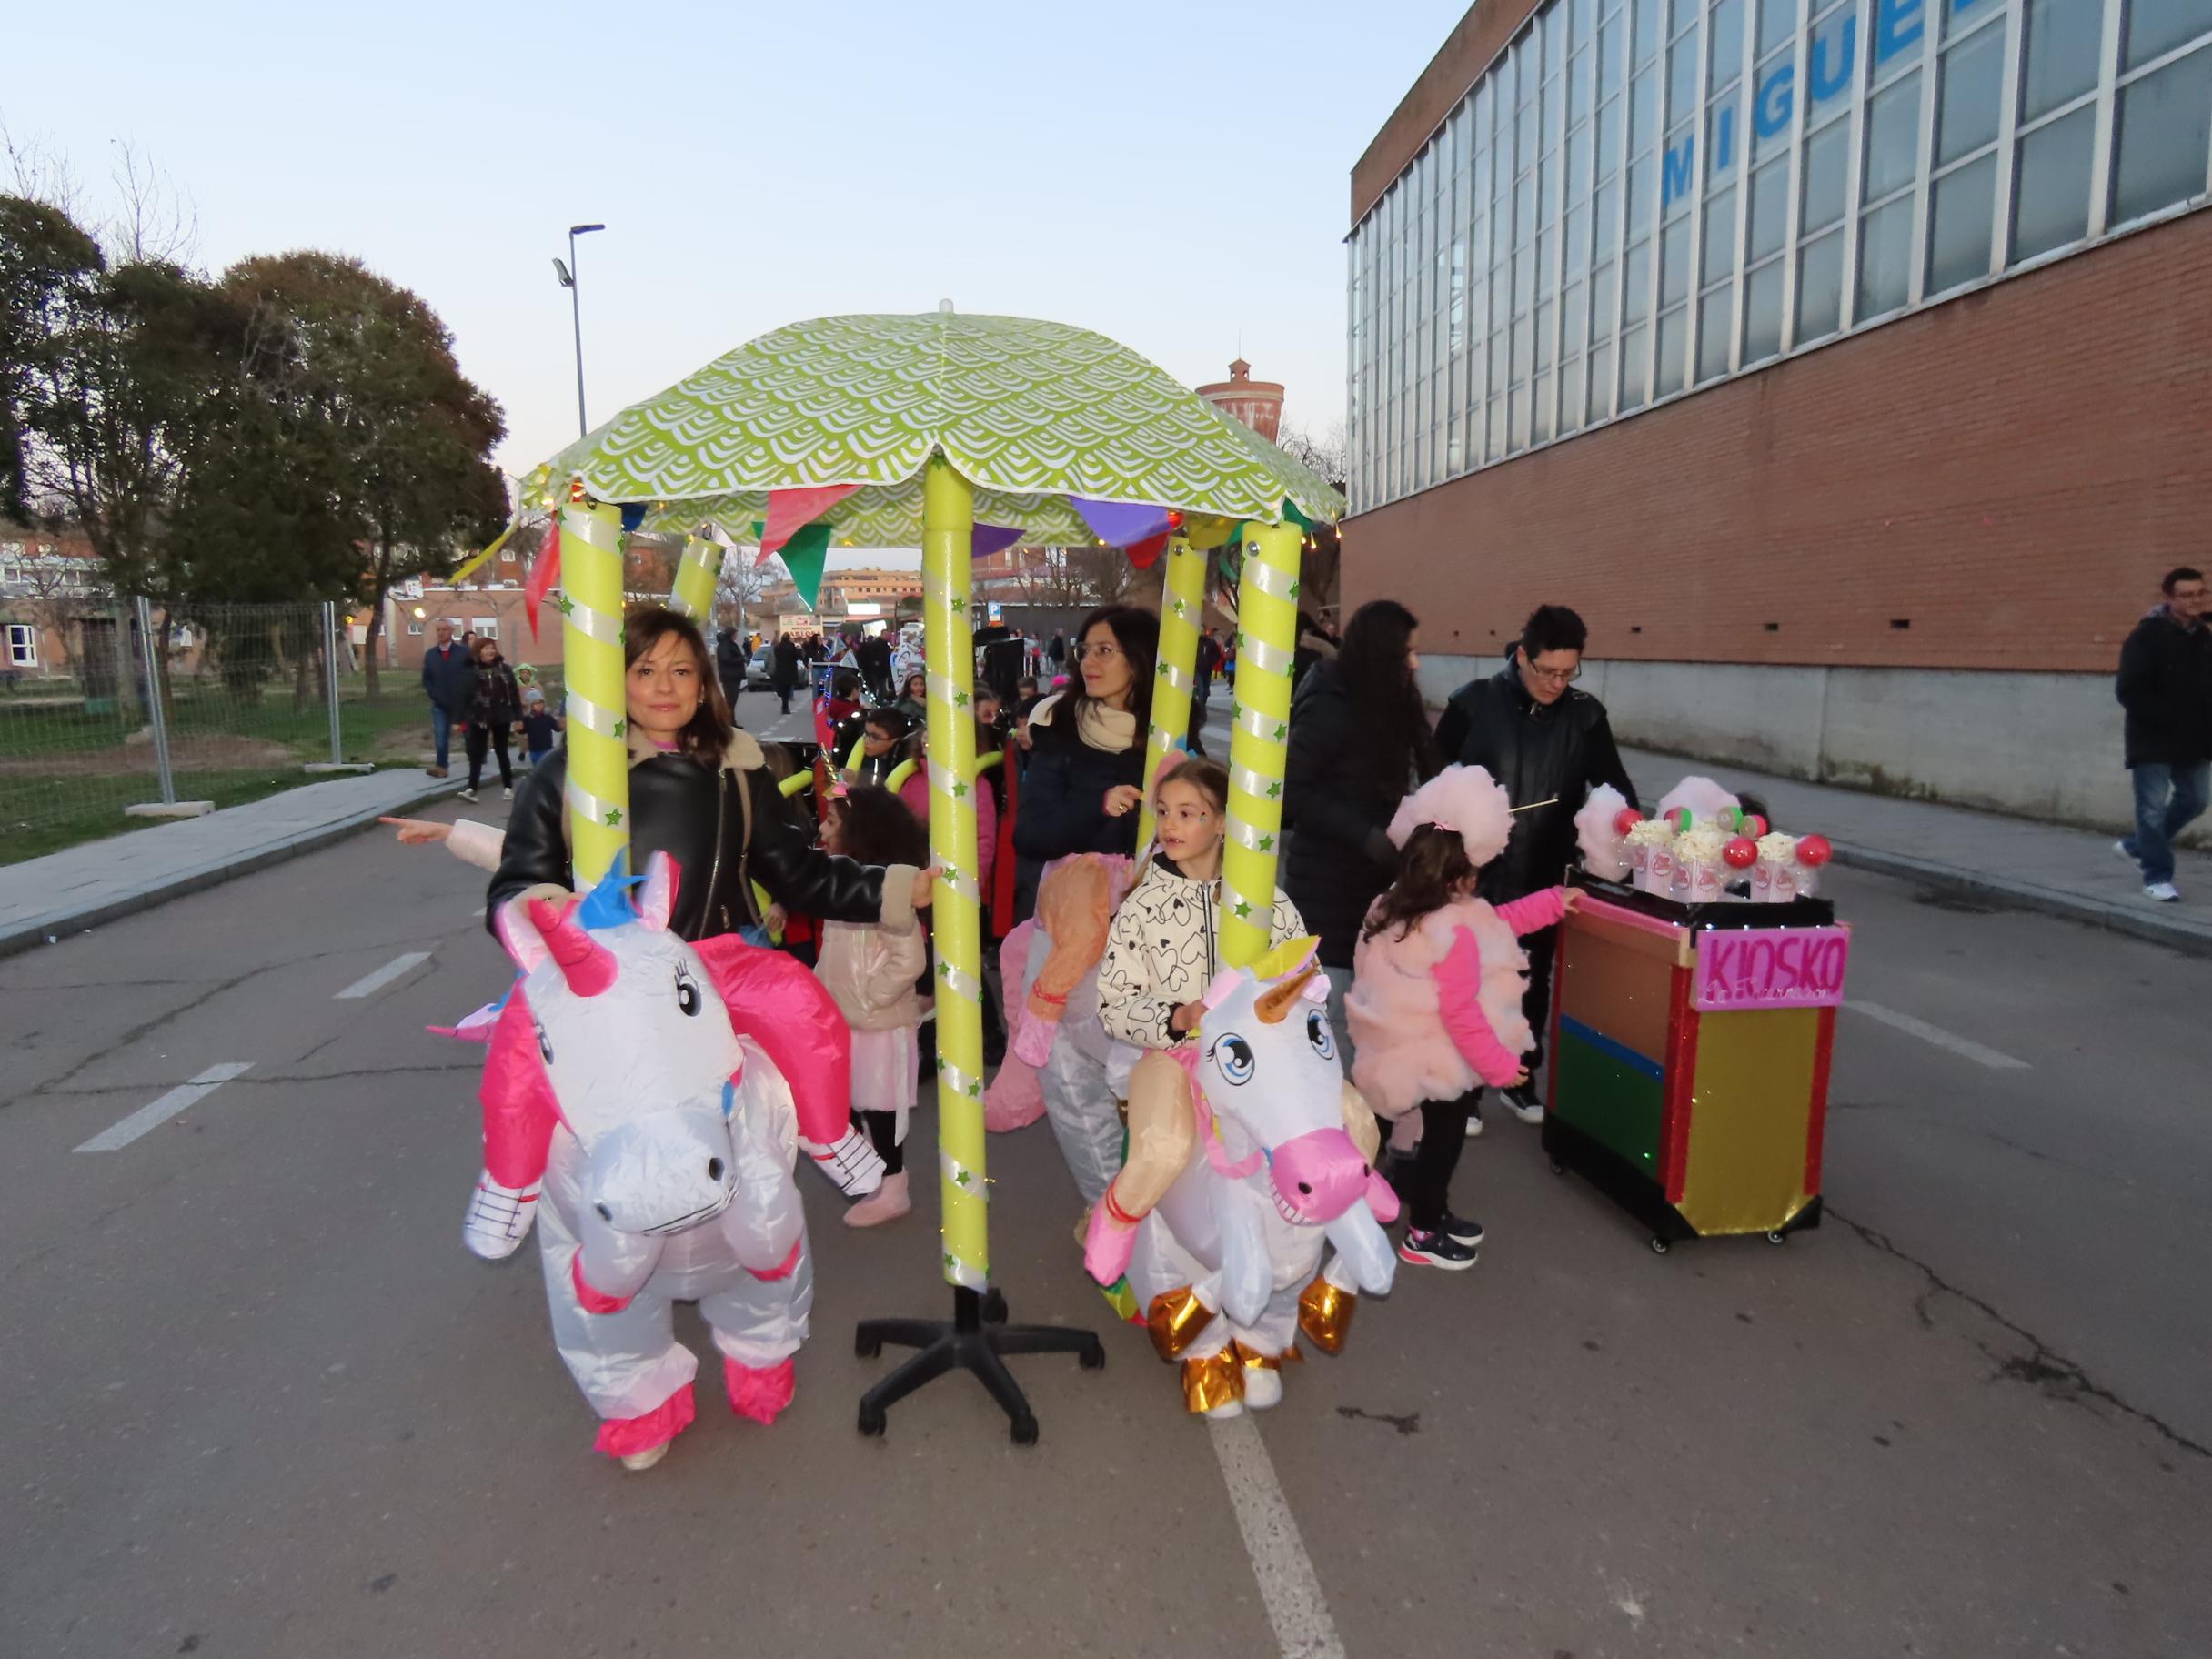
[552,222,605,438]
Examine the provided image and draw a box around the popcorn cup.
[1754,857,1798,903]
[1644,845,1675,896]
[1627,842,1651,885]
[1684,858,1728,905]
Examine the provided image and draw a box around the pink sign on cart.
[1694,925,1852,1012]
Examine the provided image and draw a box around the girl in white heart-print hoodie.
[1346,765,1575,1270]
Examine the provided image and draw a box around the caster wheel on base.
[857,1403,887,1437]
[855,1332,882,1359]
[981,1288,1008,1324]
[1765,1231,1786,1245]
[1649,1236,1671,1255]
[1010,1413,1040,1445]
[1549,1160,1565,1176]
[1078,1339,1107,1370]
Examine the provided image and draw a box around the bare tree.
[103,141,198,266]
[1004,544,1141,608]
[716,548,776,635]
[1273,418,1348,488]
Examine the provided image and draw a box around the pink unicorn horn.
[527,897,618,998]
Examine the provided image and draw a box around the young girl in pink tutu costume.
[1346,765,1579,1269]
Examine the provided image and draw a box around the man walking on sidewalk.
[418,620,474,779]
[1433,604,1638,1127]
[2115,567,2211,903]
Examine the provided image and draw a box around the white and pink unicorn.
[1084,938,1400,1417]
[472,852,880,1470]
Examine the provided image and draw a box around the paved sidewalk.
[0,769,464,957]
[1623,747,2212,956]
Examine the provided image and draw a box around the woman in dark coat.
[1008,603,1158,928]
[460,638,523,804]
[1282,598,1436,1064]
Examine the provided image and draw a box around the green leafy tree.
[0,195,102,521]
[220,252,506,696]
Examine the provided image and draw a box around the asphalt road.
[3,698,2207,1658]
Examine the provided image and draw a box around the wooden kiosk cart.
[1543,871,1850,1253]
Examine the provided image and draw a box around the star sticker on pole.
[1257,834,1274,852]
[1234,900,1253,919]
[611,718,626,739]
[605,808,623,827]
[953,689,969,708]
[551,592,576,618]
[1266,781,1282,799]
[1273,722,1288,740]
[953,780,968,799]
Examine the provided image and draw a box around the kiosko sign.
[1694,926,1852,1013]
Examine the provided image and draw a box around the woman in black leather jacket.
[488,607,928,942]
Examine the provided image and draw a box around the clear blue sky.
[6,0,1463,498]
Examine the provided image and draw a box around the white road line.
[1208,1414,1347,1659]
[75,1063,254,1153]
[1846,1000,2030,1071]
[335,951,432,1000]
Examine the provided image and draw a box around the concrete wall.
[1415,654,2210,848]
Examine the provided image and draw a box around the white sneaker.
[2145,881,2182,902]
[457,788,478,803]
[502,786,514,802]
[2112,840,2136,865]
[1463,1105,1484,1139]
[462,1175,540,1259]
[619,1442,670,1473]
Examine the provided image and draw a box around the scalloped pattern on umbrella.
[538,312,1341,529]
[639,485,1100,549]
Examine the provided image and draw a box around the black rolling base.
[855,1287,1103,1444]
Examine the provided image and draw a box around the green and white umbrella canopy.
[528,309,1342,537]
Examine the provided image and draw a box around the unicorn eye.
[536,1023,554,1065]
[675,967,702,1017]
[1213,1034,1255,1085]
[1306,1008,1336,1060]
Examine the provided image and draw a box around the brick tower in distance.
[1196,358,1284,444]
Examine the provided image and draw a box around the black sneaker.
[1501,1081,1544,1123]
[1438,1212,1485,1247]
[1399,1227,1482,1270]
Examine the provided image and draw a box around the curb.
[0,773,466,960]
[1829,840,2212,959]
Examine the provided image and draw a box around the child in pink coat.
[1346,766,1577,1269]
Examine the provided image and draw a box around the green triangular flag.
[780,521,831,610]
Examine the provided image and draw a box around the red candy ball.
[1723,835,1759,869]
[1613,808,1644,836]
[1795,833,1833,867]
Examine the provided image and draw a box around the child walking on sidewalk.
[1347,766,1577,1269]
[815,784,932,1227]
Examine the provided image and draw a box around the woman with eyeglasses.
[1429,603,1639,1127]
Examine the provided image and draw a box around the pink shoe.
[843,1170,910,1228]
[724,1355,796,1425]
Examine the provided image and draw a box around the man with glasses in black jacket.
[1433,604,1638,1127]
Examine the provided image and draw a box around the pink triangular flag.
[759,485,860,558]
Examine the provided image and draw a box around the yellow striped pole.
[920,456,989,1292]
[669,533,720,621]
[1218,522,1302,970]
[1136,534,1203,852]
[558,492,630,884]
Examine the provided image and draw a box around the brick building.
[1345,0,2212,834]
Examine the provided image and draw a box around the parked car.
[747,644,775,689]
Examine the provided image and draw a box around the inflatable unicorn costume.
[1083,939,1400,1416]
[473,854,876,1469]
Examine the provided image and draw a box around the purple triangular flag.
[1069,497,1171,548]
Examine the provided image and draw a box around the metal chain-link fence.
[0,599,439,863]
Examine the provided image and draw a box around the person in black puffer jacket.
[460,638,522,803]
[1283,599,1437,1067]
[1432,604,1638,1124]
[1008,603,1159,927]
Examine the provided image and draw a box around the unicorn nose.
[708,1158,724,1181]
[1270,1128,1371,1222]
